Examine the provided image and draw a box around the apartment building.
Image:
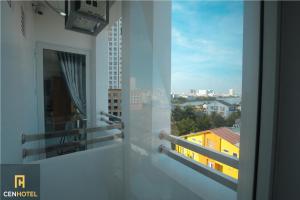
[108,18,122,117]
[108,18,122,90]
[108,89,122,117]
[206,100,237,118]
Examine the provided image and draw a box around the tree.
[171,105,240,136]
[210,112,226,128]
[175,118,197,136]
[172,105,184,121]
[171,122,180,136]
[225,111,241,127]
[195,114,212,131]
[182,105,196,120]
[171,97,187,104]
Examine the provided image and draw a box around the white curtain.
[57,52,86,118]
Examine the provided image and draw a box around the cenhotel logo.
[15,175,26,188]
[3,175,37,198]
[1,164,40,200]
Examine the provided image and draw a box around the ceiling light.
[60,12,66,16]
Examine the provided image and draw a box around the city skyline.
[171,88,240,97]
[171,1,243,94]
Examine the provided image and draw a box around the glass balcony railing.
[22,111,124,159]
[159,131,238,191]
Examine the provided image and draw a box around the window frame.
[237,2,273,200]
[35,42,91,159]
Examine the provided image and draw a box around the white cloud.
[172,27,213,49]
[172,27,242,71]
[172,2,184,12]
[171,1,243,93]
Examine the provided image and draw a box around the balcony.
[1,1,293,200]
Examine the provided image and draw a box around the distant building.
[108,89,122,117]
[207,89,215,97]
[190,89,197,96]
[231,118,241,132]
[198,89,208,96]
[108,18,122,89]
[206,100,236,118]
[229,89,235,96]
[237,104,242,111]
[176,127,240,179]
[171,92,180,99]
[108,18,122,117]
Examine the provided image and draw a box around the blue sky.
[172,1,243,95]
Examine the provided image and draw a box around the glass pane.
[43,49,87,158]
[171,1,243,180]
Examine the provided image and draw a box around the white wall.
[0,1,97,163]
[1,2,125,200]
[95,30,109,129]
[34,6,93,51]
[1,2,124,200]
[34,143,124,200]
[1,1,37,163]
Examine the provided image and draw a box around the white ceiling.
[46,1,65,11]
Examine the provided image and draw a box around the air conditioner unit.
[65,0,109,36]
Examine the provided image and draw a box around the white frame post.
[238,1,263,200]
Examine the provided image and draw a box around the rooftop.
[183,127,240,147]
[210,127,240,147]
[216,100,233,107]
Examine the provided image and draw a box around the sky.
[171,1,244,95]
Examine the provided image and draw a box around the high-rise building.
[197,89,208,96]
[190,89,197,96]
[229,88,235,96]
[108,18,122,117]
[108,18,122,89]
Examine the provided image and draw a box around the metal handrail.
[100,117,114,125]
[23,132,123,158]
[22,115,124,159]
[100,111,122,121]
[159,145,238,191]
[99,111,124,130]
[22,124,122,144]
[159,131,239,169]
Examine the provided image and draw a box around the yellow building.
[176,127,240,179]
